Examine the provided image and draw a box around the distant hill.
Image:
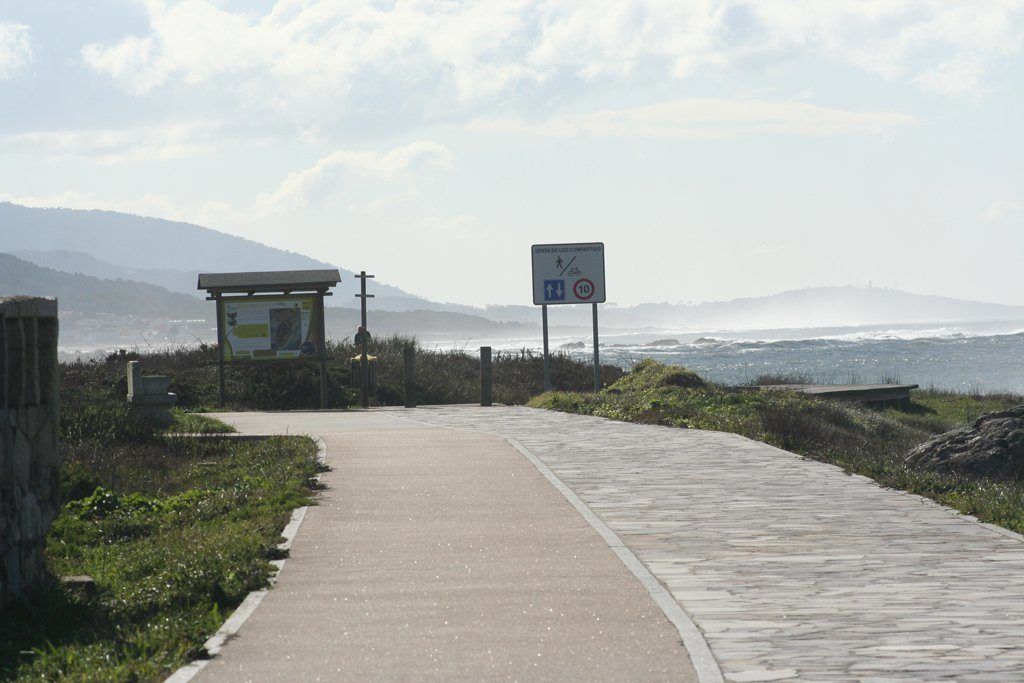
[0,252,206,318]
[0,202,325,272]
[640,286,1024,329]
[483,286,1024,330]
[0,202,422,302]
[11,249,199,296]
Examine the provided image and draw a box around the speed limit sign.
[573,278,595,300]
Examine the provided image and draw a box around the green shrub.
[611,358,706,392]
[60,401,161,446]
[60,338,622,411]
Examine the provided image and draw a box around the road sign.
[531,242,605,305]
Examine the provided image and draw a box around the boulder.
[906,406,1024,481]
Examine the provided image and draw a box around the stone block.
[129,405,175,428]
[4,549,20,596]
[0,297,58,319]
[19,492,39,542]
[125,361,177,432]
[36,317,58,407]
[61,575,96,597]
[23,318,39,406]
[0,297,59,608]
[12,430,30,484]
[5,318,25,408]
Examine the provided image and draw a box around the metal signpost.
[198,270,341,408]
[531,242,606,392]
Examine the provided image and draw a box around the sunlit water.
[592,334,1024,392]
[61,319,1024,394]
[457,321,1024,393]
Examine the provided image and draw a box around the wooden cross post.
[354,271,375,408]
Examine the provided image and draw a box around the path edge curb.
[163,435,328,683]
[503,436,725,683]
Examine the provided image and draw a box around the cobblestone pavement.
[396,406,1024,682]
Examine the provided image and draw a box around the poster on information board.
[218,295,320,361]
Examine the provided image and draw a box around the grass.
[530,359,1024,535]
[65,337,620,411]
[1,386,319,681]
[168,408,237,434]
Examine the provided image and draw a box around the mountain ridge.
[0,252,206,318]
[0,202,420,302]
[4,202,1024,338]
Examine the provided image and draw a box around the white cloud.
[416,214,483,240]
[0,22,33,80]
[77,0,1024,115]
[984,200,1024,223]
[0,122,227,164]
[914,54,987,97]
[80,36,160,95]
[254,141,452,216]
[2,190,195,221]
[469,99,917,139]
[3,140,453,229]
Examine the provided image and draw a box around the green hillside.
[0,253,207,318]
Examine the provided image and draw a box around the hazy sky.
[1,1,1022,307]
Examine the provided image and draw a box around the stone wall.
[0,297,60,608]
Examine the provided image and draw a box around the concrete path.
[405,406,1024,682]
[193,411,698,682]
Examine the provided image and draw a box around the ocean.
[60,318,1024,395]
[466,319,1024,394]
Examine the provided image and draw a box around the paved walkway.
[193,411,697,682]
[404,406,1024,682]
[189,406,1024,682]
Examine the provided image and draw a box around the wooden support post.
[354,271,375,409]
[403,346,416,408]
[316,292,328,409]
[215,298,225,407]
[480,346,493,407]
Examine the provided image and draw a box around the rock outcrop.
[906,406,1024,480]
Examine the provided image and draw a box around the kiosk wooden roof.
[197,269,341,298]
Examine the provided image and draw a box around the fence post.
[403,346,416,408]
[480,346,493,407]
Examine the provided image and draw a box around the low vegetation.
[530,359,1024,534]
[1,377,319,681]
[2,339,611,678]
[63,337,622,410]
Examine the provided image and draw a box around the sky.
[1,0,1022,307]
